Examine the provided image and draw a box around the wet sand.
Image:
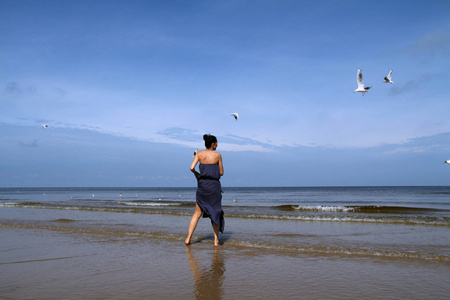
[1,226,449,299]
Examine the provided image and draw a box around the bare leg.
[212,222,220,246]
[185,204,202,245]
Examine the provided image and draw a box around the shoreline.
[1,226,449,299]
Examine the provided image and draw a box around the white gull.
[383,70,393,84]
[354,69,371,96]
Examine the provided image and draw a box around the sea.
[1,186,449,262]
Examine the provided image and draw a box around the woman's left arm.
[190,153,200,180]
[218,153,224,176]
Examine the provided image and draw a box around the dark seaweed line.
[1,223,448,263]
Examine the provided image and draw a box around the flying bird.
[231,113,239,120]
[383,70,394,84]
[42,124,48,128]
[193,148,198,157]
[444,160,450,164]
[354,69,371,95]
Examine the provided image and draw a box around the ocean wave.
[348,205,443,214]
[118,201,182,207]
[228,240,449,262]
[282,205,354,212]
[276,205,445,214]
[0,201,43,207]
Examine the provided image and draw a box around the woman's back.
[197,150,221,164]
[195,149,223,177]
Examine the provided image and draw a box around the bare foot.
[185,238,191,245]
[214,240,219,247]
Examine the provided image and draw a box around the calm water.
[1,186,449,262]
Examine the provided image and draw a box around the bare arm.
[218,153,224,176]
[190,154,200,180]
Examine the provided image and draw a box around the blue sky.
[1,0,450,187]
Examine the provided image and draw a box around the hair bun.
[203,134,217,148]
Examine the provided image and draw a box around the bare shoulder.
[212,151,222,161]
[197,150,207,158]
[197,150,209,163]
[215,152,222,164]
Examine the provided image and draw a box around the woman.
[185,134,224,246]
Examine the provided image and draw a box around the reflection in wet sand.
[186,247,226,300]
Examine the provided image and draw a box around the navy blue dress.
[196,163,224,233]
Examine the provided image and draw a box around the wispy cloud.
[410,30,450,56]
[384,145,439,155]
[383,133,450,155]
[153,128,277,152]
[3,82,37,97]
[18,139,39,148]
[157,127,200,142]
[389,73,433,96]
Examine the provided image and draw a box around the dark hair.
[203,134,217,148]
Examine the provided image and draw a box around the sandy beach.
[1,225,449,299]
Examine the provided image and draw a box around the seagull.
[354,69,371,96]
[444,160,450,164]
[231,113,239,120]
[193,148,198,157]
[383,70,393,84]
[42,124,48,128]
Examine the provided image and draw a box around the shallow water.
[1,186,450,298]
[1,227,449,299]
[1,186,449,262]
